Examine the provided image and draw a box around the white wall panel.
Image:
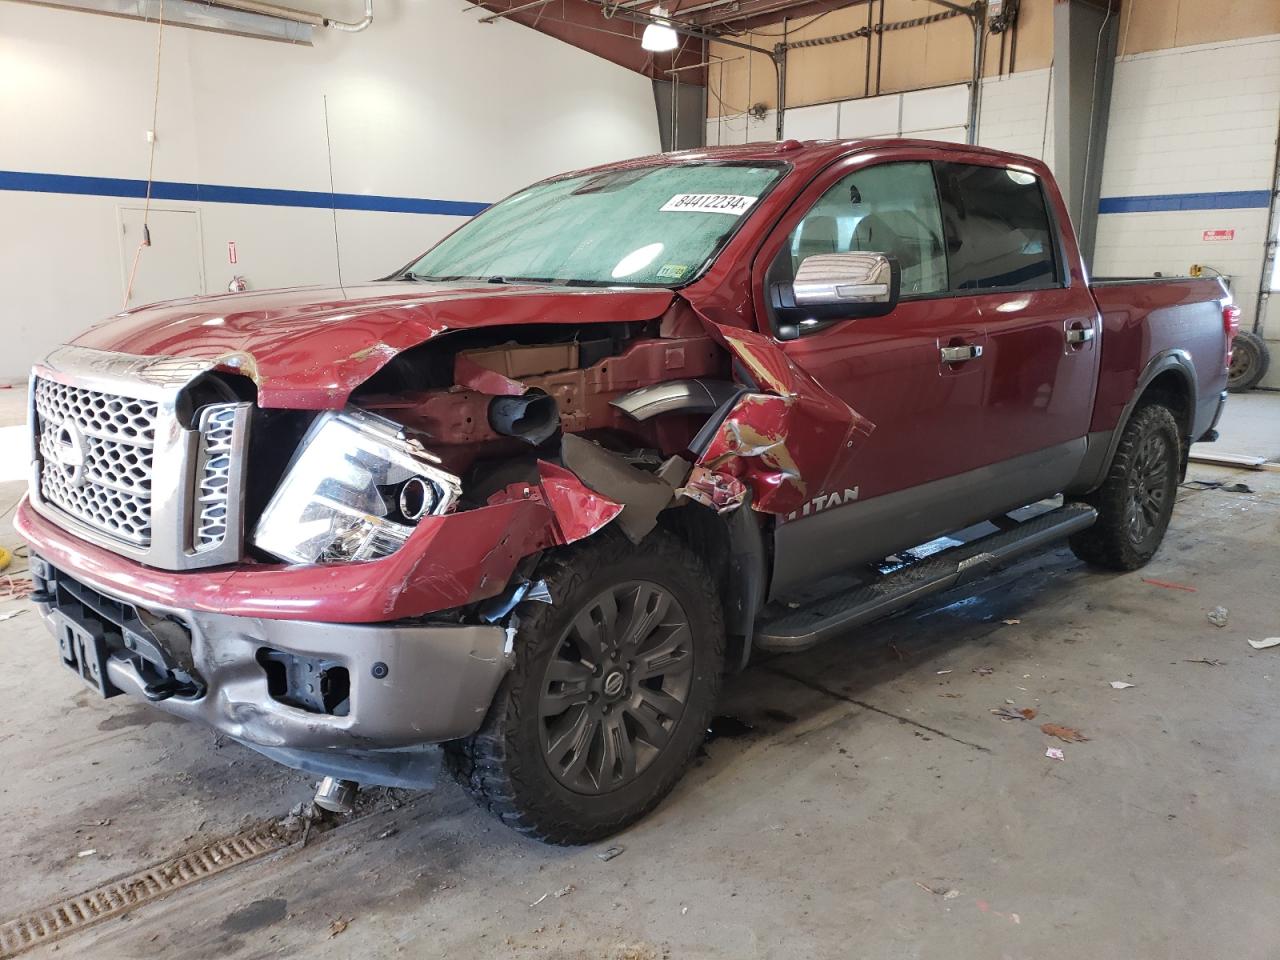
[977,69,1053,162]
[900,84,969,134]
[782,102,839,141]
[0,1,661,381]
[1093,33,1280,385]
[837,94,900,138]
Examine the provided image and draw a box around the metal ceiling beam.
[469,0,709,78]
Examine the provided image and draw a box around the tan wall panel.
[785,5,874,107]
[987,0,1053,74]
[1119,0,1280,56]
[705,0,1064,119]
[707,39,777,116]
[1173,0,1280,47]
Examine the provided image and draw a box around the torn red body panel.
[677,464,748,514]
[69,282,676,409]
[453,353,526,396]
[533,461,625,544]
[14,496,557,623]
[693,323,876,516]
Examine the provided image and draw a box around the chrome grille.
[30,346,253,570]
[194,404,237,552]
[33,378,158,546]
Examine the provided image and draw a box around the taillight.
[1224,304,1241,371]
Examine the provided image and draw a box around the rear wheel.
[446,530,724,844]
[1069,402,1181,571]
[1228,331,1271,393]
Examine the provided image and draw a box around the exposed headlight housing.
[253,408,462,564]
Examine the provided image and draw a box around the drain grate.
[0,823,293,958]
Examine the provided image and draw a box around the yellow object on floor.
[0,546,10,572]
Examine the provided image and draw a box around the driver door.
[755,157,996,596]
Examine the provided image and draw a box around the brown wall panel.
[708,0,1275,119]
[1118,0,1280,56]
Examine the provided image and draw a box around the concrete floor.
[2,398,1280,959]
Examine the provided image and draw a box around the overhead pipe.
[208,0,373,31]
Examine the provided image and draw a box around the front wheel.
[445,530,724,845]
[1069,402,1181,571]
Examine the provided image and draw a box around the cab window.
[783,161,948,297]
[934,162,1059,291]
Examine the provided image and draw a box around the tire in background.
[1227,331,1271,393]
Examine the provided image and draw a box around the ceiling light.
[641,6,678,52]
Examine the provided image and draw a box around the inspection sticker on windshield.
[660,193,757,216]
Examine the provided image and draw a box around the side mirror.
[773,252,901,338]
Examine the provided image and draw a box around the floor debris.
[0,609,24,622]
[1183,657,1225,666]
[1045,747,1065,761]
[1109,681,1136,689]
[914,881,960,898]
[1247,638,1280,650]
[75,849,96,858]
[972,666,994,677]
[935,670,952,675]
[1207,606,1229,628]
[328,916,352,938]
[1041,723,1089,743]
[1141,577,1198,593]
[597,846,625,862]
[990,707,1037,721]
[1002,618,1021,625]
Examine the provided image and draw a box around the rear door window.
[934,162,1060,292]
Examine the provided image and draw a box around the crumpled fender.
[692,322,875,515]
[534,460,626,543]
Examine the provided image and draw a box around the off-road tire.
[1228,330,1271,393]
[445,530,724,845]
[1069,402,1181,571]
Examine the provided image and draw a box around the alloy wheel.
[538,580,694,795]
[1124,431,1171,546]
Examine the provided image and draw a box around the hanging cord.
[122,0,166,309]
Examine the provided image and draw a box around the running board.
[753,503,1098,653]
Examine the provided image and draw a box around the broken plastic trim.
[477,577,553,623]
[610,378,744,422]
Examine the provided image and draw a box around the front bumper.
[29,555,512,787]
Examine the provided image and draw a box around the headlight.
[253,409,462,564]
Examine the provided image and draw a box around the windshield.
[405,163,787,287]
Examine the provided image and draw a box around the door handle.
[1065,327,1095,345]
[940,344,983,363]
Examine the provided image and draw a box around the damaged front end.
[17,295,877,791]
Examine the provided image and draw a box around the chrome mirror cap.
[793,252,895,306]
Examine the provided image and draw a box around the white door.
[118,207,205,308]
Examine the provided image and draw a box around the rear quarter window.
[935,162,1060,292]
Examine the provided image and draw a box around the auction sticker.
[660,193,757,215]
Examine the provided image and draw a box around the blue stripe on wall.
[1098,190,1273,214]
[0,170,489,217]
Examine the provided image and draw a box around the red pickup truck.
[17,139,1234,844]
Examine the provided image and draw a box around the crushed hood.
[70,281,676,408]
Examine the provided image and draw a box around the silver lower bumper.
[31,555,512,785]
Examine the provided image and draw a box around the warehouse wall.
[0,0,661,382]
[707,70,1055,171]
[1092,31,1280,386]
[705,0,1053,118]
